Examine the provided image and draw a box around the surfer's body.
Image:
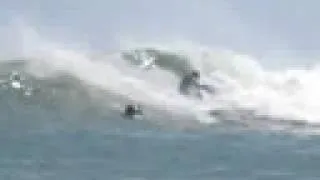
[122,104,143,119]
[179,70,214,99]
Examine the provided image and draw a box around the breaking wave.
[1,22,320,131]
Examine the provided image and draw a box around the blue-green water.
[2,0,320,178]
[0,52,319,180]
[1,88,319,180]
[2,120,320,180]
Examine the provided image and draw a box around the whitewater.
[2,22,320,129]
[2,15,320,179]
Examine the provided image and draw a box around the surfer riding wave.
[178,70,215,99]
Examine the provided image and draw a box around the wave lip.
[1,22,320,129]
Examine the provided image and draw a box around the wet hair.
[125,104,135,115]
[191,70,200,78]
[124,104,143,117]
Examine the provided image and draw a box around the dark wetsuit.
[179,73,202,99]
[178,70,215,99]
[124,104,143,119]
[125,105,136,116]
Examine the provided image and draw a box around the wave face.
[1,23,320,132]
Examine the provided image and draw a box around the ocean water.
[1,20,320,179]
[1,48,320,180]
[3,120,320,180]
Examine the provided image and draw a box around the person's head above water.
[191,70,200,78]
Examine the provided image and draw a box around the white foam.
[11,81,22,89]
[4,21,320,127]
